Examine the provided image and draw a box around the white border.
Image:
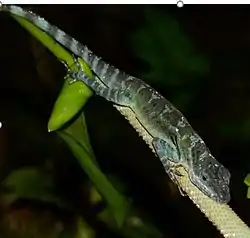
[2,0,180,4]
[2,0,249,5]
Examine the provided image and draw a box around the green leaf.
[58,115,130,228]
[11,16,94,131]
[75,217,95,238]
[243,173,250,199]
[48,78,92,132]
[48,59,94,132]
[247,188,250,199]
[98,208,163,238]
[2,167,69,209]
[62,113,94,160]
[12,15,75,65]
[244,173,250,187]
[122,214,163,238]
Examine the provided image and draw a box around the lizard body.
[1,5,231,203]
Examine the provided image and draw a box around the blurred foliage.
[244,173,250,199]
[131,7,210,110]
[218,116,250,143]
[132,8,210,83]
[2,167,69,210]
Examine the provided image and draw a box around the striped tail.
[1,4,131,88]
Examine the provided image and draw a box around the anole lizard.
[1,5,231,204]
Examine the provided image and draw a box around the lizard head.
[188,139,231,204]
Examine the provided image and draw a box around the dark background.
[0,4,250,238]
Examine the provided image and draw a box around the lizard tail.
[0,5,90,57]
[0,4,129,89]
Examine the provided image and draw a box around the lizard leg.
[66,57,133,106]
[152,137,180,164]
[152,137,186,196]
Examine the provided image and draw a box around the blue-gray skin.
[1,5,231,203]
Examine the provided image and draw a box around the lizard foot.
[61,56,84,84]
[67,55,89,84]
[152,137,186,196]
[64,56,134,106]
[167,166,187,197]
[152,137,180,164]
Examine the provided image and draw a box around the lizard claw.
[169,169,186,196]
[62,55,86,84]
[64,55,89,84]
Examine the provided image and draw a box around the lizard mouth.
[189,174,231,204]
[202,186,231,204]
[217,189,231,204]
[213,194,230,204]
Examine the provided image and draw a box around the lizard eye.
[201,173,210,182]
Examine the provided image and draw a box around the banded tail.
[1,4,130,88]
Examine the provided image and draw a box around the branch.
[114,106,250,238]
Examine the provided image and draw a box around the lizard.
[0,4,231,204]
